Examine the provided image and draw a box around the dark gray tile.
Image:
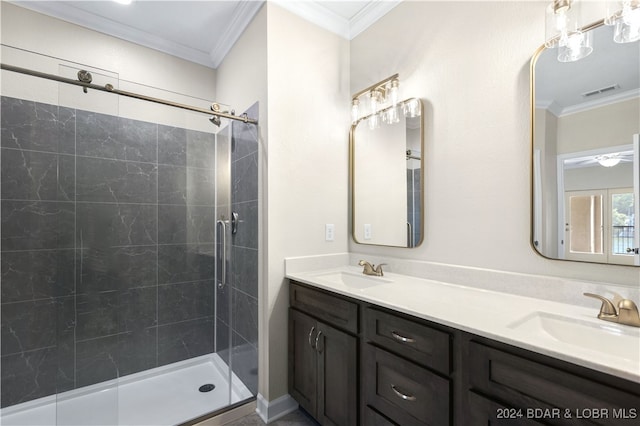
[1,249,75,303]
[232,290,258,346]
[157,317,214,366]
[1,347,59,408]
[232,151,258,203]
[75,335,119,387]
[117,328,157,377]
[230,246,258,299]
[75,291,118,341]
[1,201,75,251]
[1,297,73,356]
[157,243,214,285]
[0,97,75,155]
[1,148,75,201]
[76,202,157,248]
[185,129,215,169]
[215,317,230,363]
[158,204,215,244]
[158,125,187,166]
[158,165,214,206]
[119,287,157,332]
[76,111,157,163]
[231,108,259,161]
[77,246,157,293]
[76,157,157,203]
[158,280,214,325]
[231,201,258,250]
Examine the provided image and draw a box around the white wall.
[349,1,640,286]
[263,4,350,401]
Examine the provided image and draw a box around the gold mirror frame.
[530,20,640,266]
[350,98,425,248]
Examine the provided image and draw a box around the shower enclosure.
[0,50,259,426]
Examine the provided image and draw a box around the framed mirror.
[350,98,424,247]
[532,23,640,265]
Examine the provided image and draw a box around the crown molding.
[209,0,265,68]
[557,88,640,117]
[272,0,402,40]
[349,0,401,39]
[272,0,350,39]
[10,0,215,68]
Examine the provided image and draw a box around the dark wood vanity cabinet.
[288,280,640,426]
[463,337,640,426]
[362,307,452,426]
[289,283,358,426]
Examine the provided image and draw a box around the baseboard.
[255,393,298,423]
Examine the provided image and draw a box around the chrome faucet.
[358,260,386,277]
[583,293,640,327]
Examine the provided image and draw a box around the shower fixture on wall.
[0,63,258,124]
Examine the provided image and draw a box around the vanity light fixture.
[605,0,640,43]
[545,0,593,62]
[595,154,622,167]
[351,74,408,127]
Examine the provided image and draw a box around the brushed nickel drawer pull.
[391,330,416,343]
[308,326,316,348]
[315,330,323,353]
[391,384,416,401]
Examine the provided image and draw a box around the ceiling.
[535,24,640,115]
[10,0,401,69]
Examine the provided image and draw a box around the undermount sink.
[310,270,393,290]
[508,311,640,362]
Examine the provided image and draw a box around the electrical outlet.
[325,224,335,241]
[364,224,372,240]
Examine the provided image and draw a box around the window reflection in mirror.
[351,98,424,248]
[532,23,640,265]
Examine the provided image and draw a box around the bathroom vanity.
[287,267,640,426]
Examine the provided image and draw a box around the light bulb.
[557,30,593,62]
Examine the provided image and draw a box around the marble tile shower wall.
[0,96,222,408]
[215,103,259,396]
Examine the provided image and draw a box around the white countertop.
[286,265,640,384]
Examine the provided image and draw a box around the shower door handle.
[216,219,227,289]
[231,211,239,235]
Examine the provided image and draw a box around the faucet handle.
[583,293,618,316]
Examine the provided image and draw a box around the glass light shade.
[368,113,380,130]
[351,98,359,124]
[386,106,400,124]
[557,30,593,62]
[368,91,381,129]
[389,80,399,106]
[614,2,640,42]
[545,0,582,48]
[403,99,420,118]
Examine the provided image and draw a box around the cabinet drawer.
[364,344,450,426]
[364,307,451,374]
[469,341,640,426]
[364,405,399,426]
[290,282,358,333]
[467,391,545,426]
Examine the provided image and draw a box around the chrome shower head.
[209,115,221,127]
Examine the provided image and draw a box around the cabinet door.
[289,308,318,417]
[317,321,358,426]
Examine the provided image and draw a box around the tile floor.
[223,409,319,425]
